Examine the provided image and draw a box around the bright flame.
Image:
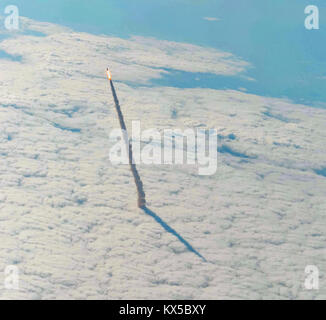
[106,68,112,80]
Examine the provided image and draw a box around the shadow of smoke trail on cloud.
[142,206,206,262]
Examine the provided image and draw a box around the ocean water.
[1,0,325,107]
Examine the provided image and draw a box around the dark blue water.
[0,50,22,61]
[152,69,326,107]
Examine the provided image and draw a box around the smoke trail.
[109,79,146,208]
[107,70,205,262]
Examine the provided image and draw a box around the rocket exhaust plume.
[106,67,146,208]
[106,67,205,262]
[106,68,112,81]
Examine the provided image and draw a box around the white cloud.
[203,17,220,22]
[0,17,249,87]
[0,17,325,300]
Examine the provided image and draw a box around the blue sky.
[2,0,326,107]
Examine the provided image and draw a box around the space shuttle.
[106,67,112,81]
